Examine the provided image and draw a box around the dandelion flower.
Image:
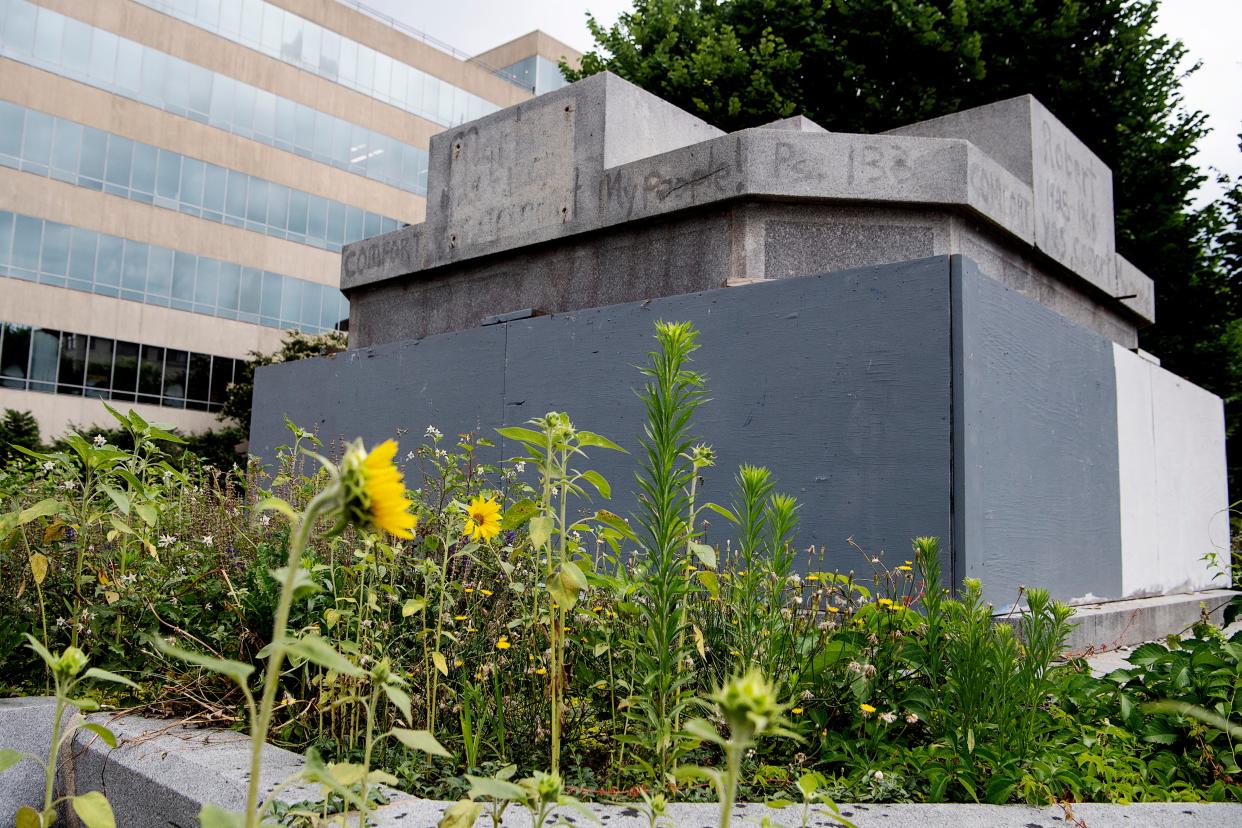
[791,706,804,715]
[454,615,468,621]
[341,439,417,539]
[534,667,547,675]
[859,703,876,717]
[464,496,502,542]
[480,589,493,597]
[496,636,511,650]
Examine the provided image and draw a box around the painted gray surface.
[255,257,954,574]
[953,256,1124,607]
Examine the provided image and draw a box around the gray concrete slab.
[0,696,58,823]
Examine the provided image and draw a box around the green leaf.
[391,727,451,758]
[285,635,363,677]
[384,684,413,723]
[592,509,637,541]
[268,566,320,599]
[682,717,725,746]
[83,667,138,689]
[580,470,612,499]
[72,791,117,828]
[28,553,49,586]
[673,763,722,787]
[703,501,737,523]
[133,503,158,527]
[100,485,130,516]
[465,774,527,802]
[198,804,246,828]
[689,541,717,570]
[23,634,56,670]
[15,805,41,828]
[438,800,483,828]
[151,637,254,687]
[79,723,118,749]
[0,748,28,773]
[17,498,62,527]
[402,597,426,617]
[432,650,449,677]
[500,498,539,530]
[256,497,297,523]
[529,516,553,549]
[576,431,627,452]
[695,570,719,599]
[496,426,547,446]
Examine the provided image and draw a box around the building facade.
[0,0,578,436]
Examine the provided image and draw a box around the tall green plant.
[627,321,708,781]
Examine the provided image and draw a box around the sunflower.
[463,495,502,542]
[341,439,417,539]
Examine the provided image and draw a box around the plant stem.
[43,681,66,815]
[244,488,334,828]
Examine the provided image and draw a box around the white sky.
[365,0,1240,206]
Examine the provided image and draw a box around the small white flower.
[514,461,526,474]
[162,470,173,481]
[60,480,76,491]
[873,771,884,782]
[41,461,54,472]
[905,712,919,724]
[158,534,177,548]
[93,434,106,447]
[879,711,897,724]
[169,596,178,605]
[435,448,448,459]
[406,450,416,461]
[425,425,442,439]
[260,513,271,526]
[201,535,213,548]
[204,602,212,611]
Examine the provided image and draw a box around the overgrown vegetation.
[0,323,1238,825]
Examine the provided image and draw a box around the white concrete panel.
[1114,343,1230,596]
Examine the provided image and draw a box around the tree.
[220,330,348,429]
[568,0,1235,475]
[0,409,41,464]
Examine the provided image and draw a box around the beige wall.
[473,31,583,73]
[0,279,288,358]
[0,385,220,437]
[273,0,532,106]
[0,60,426,225]
[0,166,344,287]
[39,0,451,152]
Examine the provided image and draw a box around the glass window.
[209,75,234,127]
[217,262,240,312]
[0,324,31,388]
[121,240,148,292]
[306,195,327,242]
[354,45,375,94]
[267,183,289,231]
[318,28,339,78]
[273,97,296,148]
[139,48,164,103]
[137,344,163,401]
[373,51,392,102]
[337,37,357,87]
[260,270,282,320]
[29,328,60,392]
[62,16,92,77]
[95,234,122,292]
[57,331,87,393]
[111,339,139,400]
[172,252,196,306]
[146,246,173,300]
[40,220,69,276]
[287,189,308,236]
[114,37,142,92]
[0,211,12,267]
[238,268,262,318]
[195,257,219,308]
[78,127,107,181]
[300,282,323,329]
[21,109,53,167]
[279,11,301,63]
[0,101,22,159]
[104,135,133,188]
[327,201,346,247]
[246,178,268,224]
[253,88,275,139]
[219,0,244,38]
[188,64,213,117]
[50,119,80,175]
[181,157,205,207]
[68,227,97,285]
[12,214,42,271]
[3,0,37,55]
[208,355,232,404]
[187,352,212,409]
[84,336,113,397]
[279,275,301,323]
[32,6,64,65]
[363,211,381,240]
[162,348,188,404]
[163,54,190,113]
[200,163,225,214]
[88,28,117,83]
[345,207,363,244]
[224,170,247,220]
[260,2,283,55]
[301,22,320,72]
[155,149,180,199]
[130,143,157,195]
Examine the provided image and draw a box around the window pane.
[172,252,196,303]
[300,282,323,330]
[195,257,219,308]
[225,170,247,220]
[131,142,158,194]
[208,354,232,403]
[33,6,64,65]
[0,323,31,388]
[217,262,240,311]
[146,246,173,299]
[58,331,87,393]
[137,344,164,400]
[21,109,53,167]
[84,336,113,397]
[287,189,307,235]
[239,267,262,317]
[163,348,188,404]
[29,328,59,392]
[188,64,213,116]
[246,178,268,224]
[267,183,288,230]
[95,234,122,288]
[121,240,148,291]
[62,17,92,77]
[306,195,327,241]
[89,28,118,83]
[68,227,97,284]
[115,38,142,92]
[0,101,23,159]
[260,271,282,320]
[12,214,42,270]
[156,149,181,199]
[0,211,12,267]
[112,339,139,398]
[40,220,69,276]
[187,352,211,408]
[279,275,301,323]
[202,163,227,212]
[50,119,81,175]
[79,127,107,180]
[181,157,205,207]
[104,135,133,188]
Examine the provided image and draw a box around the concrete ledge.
[1062,589,1238,654]
[42,713,1240,826]
[0,697,57,820]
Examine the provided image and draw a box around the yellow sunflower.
[463,495,502,542]
[341,439,417,539]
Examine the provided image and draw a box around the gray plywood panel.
[953,256,1122,607]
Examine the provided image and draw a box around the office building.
[0,0,578,435]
